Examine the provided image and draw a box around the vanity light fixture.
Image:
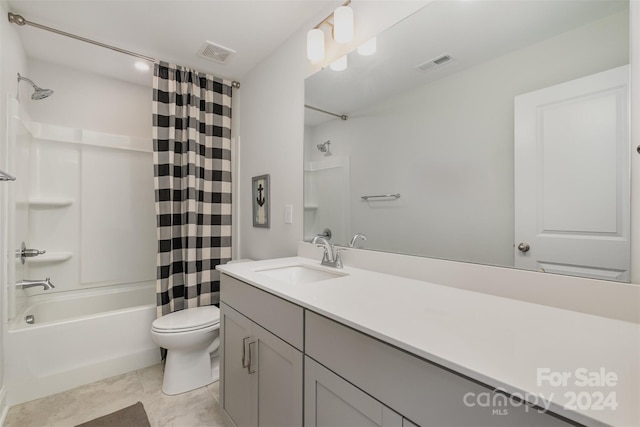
[307,28,325,62]
[333,5,354,44]
[357,37,377,56]
[306,0,353,64]
[330,55,347,72]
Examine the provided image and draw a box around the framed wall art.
[252,174,270,228]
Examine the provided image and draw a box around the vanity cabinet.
[305,312,573,427]
[305,356,405,427]
[220,275,304,427]
[220,273,575,427]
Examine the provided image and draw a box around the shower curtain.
[152,61,232,317]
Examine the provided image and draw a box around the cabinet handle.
[242,337,250,369]
[248,340,257,374]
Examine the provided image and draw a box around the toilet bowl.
[151,306,220,395]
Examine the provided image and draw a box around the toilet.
[151,305,221,395]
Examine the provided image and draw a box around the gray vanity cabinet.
[220,303,253,427]
[305,312,573,427]
[220,275,304,427]
[220,273,574,427]
[305,356,403,427]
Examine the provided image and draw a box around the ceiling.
[5,0,335,87]
[305,0,628,127]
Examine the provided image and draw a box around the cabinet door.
[221,303,253,427]
[305,356,402,427]
[253,322,303,427]
[221,303,303,427]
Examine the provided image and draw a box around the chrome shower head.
[17,73,54,100]
[316,140,332,156]
[32,88,54,100]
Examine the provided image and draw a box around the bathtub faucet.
[16,277,55,290]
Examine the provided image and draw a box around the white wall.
[238,1,427,260]
[0,0,28,420]
[25,58,151,139]
[305,11,629,267]
[239,0,640,317]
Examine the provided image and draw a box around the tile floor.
[4,364,233,427]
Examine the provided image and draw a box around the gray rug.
[75,402,151,427]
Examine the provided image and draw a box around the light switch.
[285,204,293,224]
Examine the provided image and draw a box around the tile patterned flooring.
[4,364,233,427]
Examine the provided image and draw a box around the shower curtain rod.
[7,12,240,89]
[304,104,348,121]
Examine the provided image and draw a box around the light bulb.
[333,6,354,44]
[357,37,377,56]
[134,61,150,71]
[330,55,347,72]
[307,28,325,62]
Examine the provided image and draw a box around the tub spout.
[16,277,55,290]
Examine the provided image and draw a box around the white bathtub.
[5,281,161,405]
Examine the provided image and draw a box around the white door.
[514,65,630,281]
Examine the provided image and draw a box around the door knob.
[517,242,530,253]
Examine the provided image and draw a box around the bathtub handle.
[16,242,47,265]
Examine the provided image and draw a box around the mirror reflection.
[304,0,631,282]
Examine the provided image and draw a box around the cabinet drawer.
[306,312,572,427]
[221,274,304,350]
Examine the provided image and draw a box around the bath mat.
[75,401,151,427]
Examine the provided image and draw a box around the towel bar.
[0,169,16,181]
[361,193,400,201]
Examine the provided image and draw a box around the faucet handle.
[333,247,347,268]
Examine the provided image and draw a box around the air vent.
[198,41,236,64]
[415,54,454,72]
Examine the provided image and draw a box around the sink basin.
[256,265,346,285]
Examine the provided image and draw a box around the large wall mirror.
[304,0,632,282]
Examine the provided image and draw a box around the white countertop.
[217,257,640,427]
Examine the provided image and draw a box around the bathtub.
[5,281,161,406]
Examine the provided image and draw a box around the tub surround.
[5,282,160,405]
[218,257,639,427]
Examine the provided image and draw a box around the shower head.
[316,140,332,157]
[17,73,54,100]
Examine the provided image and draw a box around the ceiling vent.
[197,41,236,64]
[415,54,454,72]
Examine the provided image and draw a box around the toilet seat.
[152,306,220,334]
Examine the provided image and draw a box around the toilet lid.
[152,306,220,333]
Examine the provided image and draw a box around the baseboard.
[220,407,237,427]
[0,386,9,426]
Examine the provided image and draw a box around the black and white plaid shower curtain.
[152,61,232,317]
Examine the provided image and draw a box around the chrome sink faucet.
[16,277,55,290]
[311,235,344,269]
[349,233,368,248]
